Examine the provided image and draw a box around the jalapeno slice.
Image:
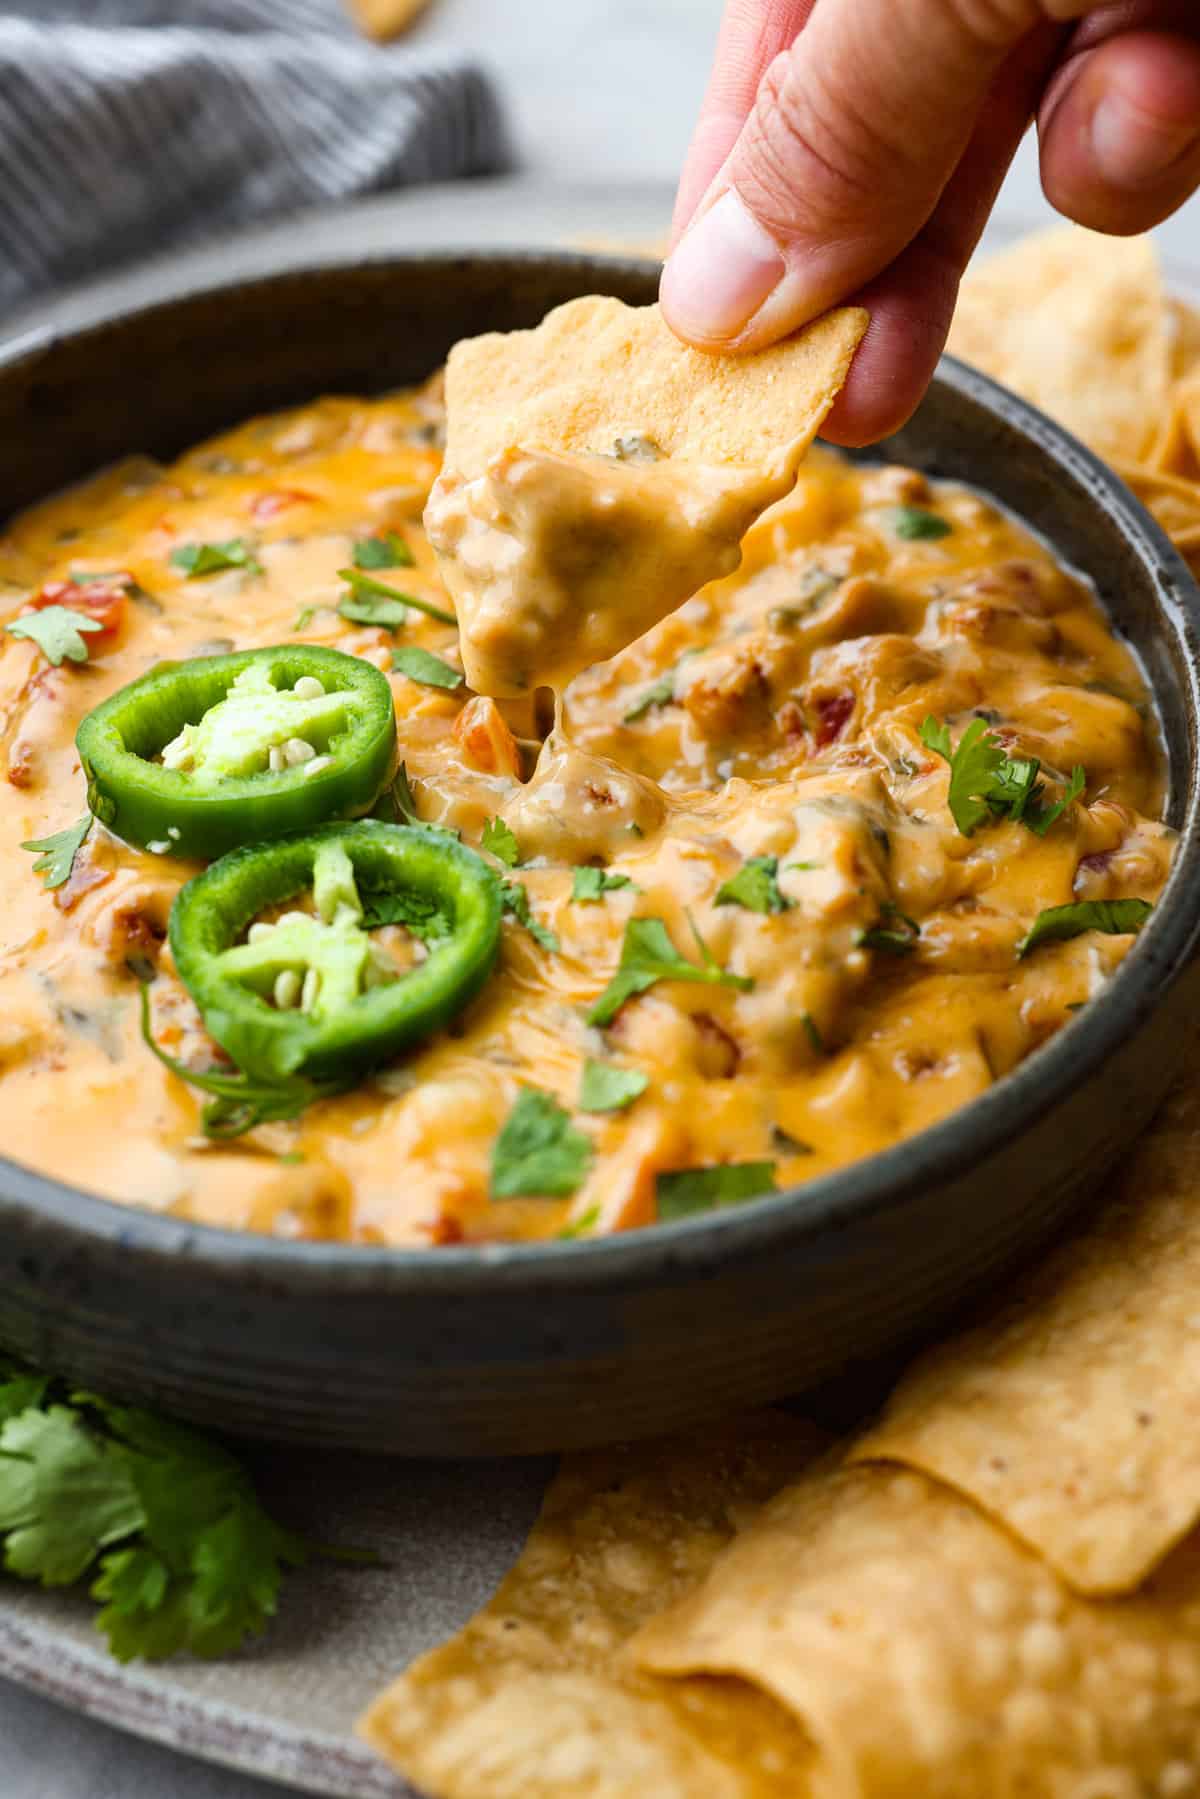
[168,820,502,1084]
[77,645,396,859]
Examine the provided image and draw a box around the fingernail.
[1090,92,1200,190]
[660,189,785,341]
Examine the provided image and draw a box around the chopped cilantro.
[22,813,92,889]
[490,1088,592,1198]
[391,646,463,690]
[571,867,634,904]
[578,1060,648,1113]
[714,854,792,915]
[337,568,454,628]
[482,816,520,867]
[170,540,262,579]
[920,716,1084,840]
[890,506,951,542]
[860,901,920,955]
[339,592,408,631]
[1016,898,1153,959]
[623,672,676,723]
[352,531,414,571]
[587,914,753,1028]
[0,1354,362,1662]
[292,605,318,631]
[558,1204,601,1240]
[656,1161,778,1222]
[802,1012,825,1054]
[358,887,449,942]
[501,880,559,952]
[7,607,103,666]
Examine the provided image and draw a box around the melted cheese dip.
[0,379,1171,1245]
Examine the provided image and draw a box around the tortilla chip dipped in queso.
[424,297,868,695]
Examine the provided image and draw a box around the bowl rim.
[2,245,1199,1294]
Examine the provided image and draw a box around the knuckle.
[735,49,892,235]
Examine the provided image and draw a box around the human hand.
[660,1,1200,444]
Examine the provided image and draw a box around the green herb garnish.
[490,1088,592,1198]
[920,716,1084,839]
[502,880,559,952]
[715,854,792,915]
[22,813,92,889]
[7,608,103,666]
[558,1204,601,1239]
[352,531,414,571]
[170,540,262,579]
[588,915,753,1028]
[391,646,463,690]
[337,568,454,628]
[1016,898,1153,959]
[860,901,920,955]
[578,1060,648,1114]
[571,867,634,904]
[656,1162,777,1222]
[802,1012,825,1054]
[339,592,408,631]
[482,816,520,868]
[890,506,951,542]
[623,672,676,724]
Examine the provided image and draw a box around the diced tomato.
[814,692,854,747]
[250,489,315,522]
[29,575,130,640]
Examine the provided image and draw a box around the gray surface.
[1,2,1198,1795]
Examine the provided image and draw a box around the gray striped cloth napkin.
[0,0,509,313]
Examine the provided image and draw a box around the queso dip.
[0,378,1170,1244]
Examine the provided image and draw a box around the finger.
[1039,23,1200,231]
[660,0,1101,353]
[823,25,1063,445]
[671,0,817,244]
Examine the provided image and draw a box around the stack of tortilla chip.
[362,228,1200,1797]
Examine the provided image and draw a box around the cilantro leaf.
[338,568,455,628]
[802,1012,825,1054]
[859,900,920,955]
[482,816,520,867]
[578,1060,648,1113]
[890,505,951,542]
[501,880,559,952]
[139,986,348,1138]
[7,607,103,666]
[715,854,792,915]
[339,592,408,631]
[0,1405,144,1585]
[1024,764,1086,837]
[170,540,262,579]
[571,867,634,904]
[656,1162,778,1222]
[587,914,753,1028]
[391,646,463,690]
[490,1088,593,1198]
[353,531,414,571]
[558,1204,601,1240]
[358,886,450,942]
[22,813,92,889]
[1016,898,1153,959]
[623,672,676,723]
[919,715,1082,842]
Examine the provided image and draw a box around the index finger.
[672,0,817,242]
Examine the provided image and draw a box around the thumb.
[660,0,1094,351]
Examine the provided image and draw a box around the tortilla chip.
[1114,460,1200,575]
[1169,299,1200,383]
[853,1077,1200,1594]
[948,227,1169,463]
[341,0,430,38]
[1149,371,1200,485]
[440,296,868,482]
[634,1460,1200,1799]
[359,1413,823,1798]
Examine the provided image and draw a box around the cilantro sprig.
[337,568,455,628]
[482,816,520,868]
[920,716,1085,839]
[571,867,634,904]
[588,915,753,1028]
[7,607,103,666]
[140,987,347,1138]
[715,855,792,915]
[490,1088,592,1198]
[170,540,263,580]
[1016,897,1152,959]
[391,646,463,690]
[353,531,414,571]
[22,813,92,889]
[0,1355,369,1663]
[656,1162,778,1222]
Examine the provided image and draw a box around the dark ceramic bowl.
[0,249,1198,1456]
